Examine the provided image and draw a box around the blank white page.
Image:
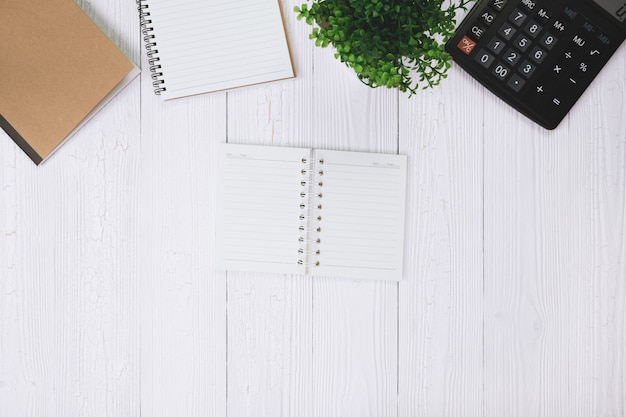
[310,150,407,280]
[216,144,310,275]
[147,0,295,99]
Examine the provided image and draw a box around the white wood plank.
[225,1,314,416]
[138,20,227,417]
[0,0,624,415]
[483,44,626,417]
[567,48,626,417]
[397,66,484,417]
[0,1,141,416]
[483,92,573,417]
[226,1,399,415]
[309,34,399,417]
[226,273,312,417]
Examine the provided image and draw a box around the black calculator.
[445,0,626,129]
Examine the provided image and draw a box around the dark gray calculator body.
[445,0,626,129]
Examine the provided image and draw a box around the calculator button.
[475,49,496,68]
[529,46,548,63]
[480,10,497,26]
[498,22,517,40]
[529,81,554,99]
[551,97,564,107]
[517,60,537,78]
[561,6,578,21]
[566,75,580,86]
[533,80,563,105]
[487,36,507,54]
[567,63,592,84]
[573,61,591,78]
[560,51,577,70]
[513,34,532,52]
[545,60,572,84]
[509,9,528,26]
[469,24,487,40]
[539,32,558,50]
[507,73,526,92]
[581,21,598,35]
[551,19,568,33]
[489,0,508,11]
[588,47,603,58]
[492,63,511,80]
[519,0,537,12]
[457,35,477,55]
[524,20,543,38]
[535,8,551,23]
[546,93,577,117]
[596,33,611,47]
[552,63,565,74]
[571,33,587,48]
[503,48,522,66]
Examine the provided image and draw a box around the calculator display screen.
[593,0,626,22]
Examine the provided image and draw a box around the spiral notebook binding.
[297,156,324,269]
[298,157,310,267]
[136,0,166,95]
[311,158,324,268]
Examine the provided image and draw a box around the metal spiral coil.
[296,156,324,268]
[137,0,166,94]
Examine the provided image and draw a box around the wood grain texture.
[568,49,626,417]
[224,2,313,416]
[398,68,484,417]
[138,39,228,417]
[226,2,399,415]
[310,38,399,417]
[484,42,626,417]
[0,1,140,416]
[0,0,625,416]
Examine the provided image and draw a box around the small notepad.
[0,0,139,165]
[139,0,295,99]
[216,144,408,280]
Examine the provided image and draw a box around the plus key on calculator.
[445,0,626,129]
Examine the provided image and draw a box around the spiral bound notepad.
[137,0,295,100]
[216,144,408,280]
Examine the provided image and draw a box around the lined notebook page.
[312,150,407,280]
[216,144,309,275]
[147,0,295,99]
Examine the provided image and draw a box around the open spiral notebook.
[138,0,296,99]
[216,144,408,281]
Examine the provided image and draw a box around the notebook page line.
[147,0,293,99]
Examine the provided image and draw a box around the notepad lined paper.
[143,0,295,99]
[216,144,408,280]
[311,149,407,280]
[216,145,309,275]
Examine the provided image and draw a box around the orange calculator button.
[457,36,477,55]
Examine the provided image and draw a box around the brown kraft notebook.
[0,0,140,165]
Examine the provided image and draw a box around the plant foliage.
[295,0,473,94]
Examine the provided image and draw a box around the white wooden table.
[1,1,625,416]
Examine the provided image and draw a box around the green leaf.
[293,0,470,94]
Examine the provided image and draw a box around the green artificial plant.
[295,0,473,94]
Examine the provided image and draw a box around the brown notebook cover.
[0,0,139,165]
